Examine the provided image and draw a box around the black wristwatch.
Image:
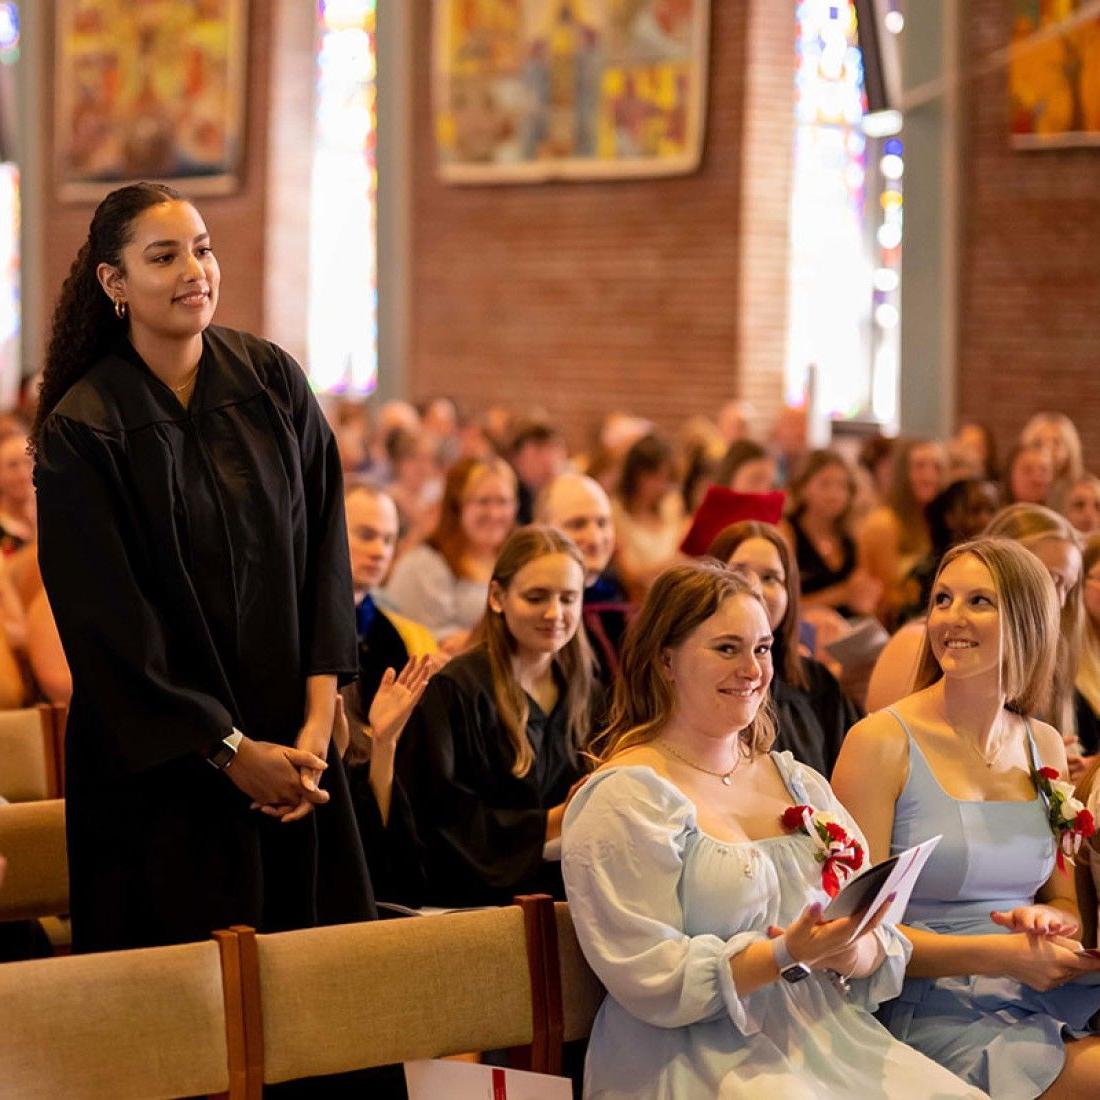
[205,730,244,771]
[772,935,811,984]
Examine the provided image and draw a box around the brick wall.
[958,1,1100,469]
[406,1,794,447]
[37,0,273,345]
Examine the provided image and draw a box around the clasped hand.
[225,715,336,824]
[989,905,1100,991]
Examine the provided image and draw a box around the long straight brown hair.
[471,525,596,777]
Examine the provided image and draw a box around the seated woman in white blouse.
[561,560,984,1099]
[383,455,516,651]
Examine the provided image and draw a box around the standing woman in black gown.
[32,183,373,952]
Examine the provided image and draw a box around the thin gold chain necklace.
[655,740,741,786]
[171,366,200,394]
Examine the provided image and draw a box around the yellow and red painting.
[433,0,710,182]
[55,0,248,200]
[1010,0,1100,147]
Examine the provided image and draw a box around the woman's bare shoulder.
[847,706,910,750]
[597,743,675,780]
[1025,715,1069,772]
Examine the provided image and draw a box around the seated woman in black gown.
[370,525,602,907]
[708,521,858,777]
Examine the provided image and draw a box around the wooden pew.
[229,895,555,1096]
[0,932,247,1099]
[541,900,607,1075]
[0,799,67,924]
[0,705,61,803]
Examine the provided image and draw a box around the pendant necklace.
[656,739,740,785]
[962,717,1009,769]
[654,740,754,876]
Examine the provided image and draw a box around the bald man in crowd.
[538,472,633,684]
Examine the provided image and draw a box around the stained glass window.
[309,0,378,395]
[789,0,902,427]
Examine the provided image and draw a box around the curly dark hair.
[30,182,185,458]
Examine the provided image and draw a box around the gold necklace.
[962,719,1011,769]
[656,740,742,785]
[171,367,200,394]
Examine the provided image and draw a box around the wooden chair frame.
[227,894,555,1097]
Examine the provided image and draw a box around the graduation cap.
[680,485,787,557]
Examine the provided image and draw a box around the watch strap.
[771,934,811,983]
[205,729,244,771]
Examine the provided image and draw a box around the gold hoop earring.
[114,299,127,320]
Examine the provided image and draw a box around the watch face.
[781,963,811,984]
[207,743,235,770]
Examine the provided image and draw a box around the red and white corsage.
[1035,766,1096,871]
[781,804,865,898]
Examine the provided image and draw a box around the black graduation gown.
[36,326,373,952]
[362,647,585,908]
[771,654,861,779]
[789,515,858,618]
[582,568,634,688]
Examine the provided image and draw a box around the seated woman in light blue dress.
[833,537,1100,1098]
[562,560,984,1099]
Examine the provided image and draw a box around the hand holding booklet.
[822,835,942,936]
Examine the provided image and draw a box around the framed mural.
[54,0,248,201]
[432,0,710,184]
[1010,0,1100,149]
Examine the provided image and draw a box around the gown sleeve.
[275,346,357,680]
[36,415,235,774]
[791,758,912,1010]
[393,671,549,900]
[561,768,768,1033]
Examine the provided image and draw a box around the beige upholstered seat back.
[0,798,68,921]
[255,907,535,1084]
[0,707,56,802]
[0,940,231,1099]
[553,902,606,1042]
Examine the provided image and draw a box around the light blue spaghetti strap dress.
[561,753,986,1099]
[877,708,1100,1098]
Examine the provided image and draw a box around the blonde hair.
[592,560,776,761]
[911,538,1060,718]
[983,503,1083,736]
[471,525,595,778]
[1022,412,1084,483]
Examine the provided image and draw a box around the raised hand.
[368,654,435,747]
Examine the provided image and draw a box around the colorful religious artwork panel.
[1010,0,1100,148]
[54,0,248,200]
[433,0,710,183]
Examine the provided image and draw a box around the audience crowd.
[8,373,1100,1097]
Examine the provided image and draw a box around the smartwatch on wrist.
[771,935,812,984]
[205,729,244,771]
